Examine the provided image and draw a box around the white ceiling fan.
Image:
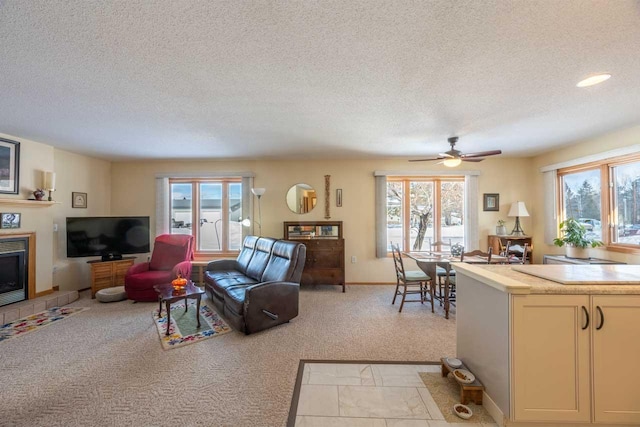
[410,136,502,167]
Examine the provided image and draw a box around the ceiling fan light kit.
[443,157,462,167]
[410,136,502,166]
[577,73,611,88]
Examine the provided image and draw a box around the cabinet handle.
[581,306,589,330]
[596,306,605,330]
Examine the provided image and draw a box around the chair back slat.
[391,242,407,280]
[461,247,493,263]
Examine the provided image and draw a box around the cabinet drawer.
[94,278,113,290]
[308,252,343,268]
[305,239,343,248]
[93,265,113,278]
[301,269,343,286]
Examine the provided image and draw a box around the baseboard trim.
[345,282,394,285]
[34,289,54,298]
[483,391,506,427]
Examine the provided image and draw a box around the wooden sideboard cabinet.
[87,257,135,298]
[284,221,345,292]
[488,234,532,261]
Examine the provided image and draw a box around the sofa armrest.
[126,262,150,278]
[206,259,240,272]
[172,260,192,280]
[243,281,299,334]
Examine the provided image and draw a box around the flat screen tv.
[66,216,150,258]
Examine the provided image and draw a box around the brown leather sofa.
[204,236,306,334]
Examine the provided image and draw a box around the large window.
[170,178,243,254]
[558,154,640,251]
[387,177,464,251]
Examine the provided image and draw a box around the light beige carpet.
[0,285,456,427]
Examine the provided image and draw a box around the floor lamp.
[251,188,266,236]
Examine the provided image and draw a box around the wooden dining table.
[403,251,509,318]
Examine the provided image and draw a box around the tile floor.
[294,362,497,427]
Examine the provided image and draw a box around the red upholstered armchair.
[125,234,194,302]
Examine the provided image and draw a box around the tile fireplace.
[0,236,30,307]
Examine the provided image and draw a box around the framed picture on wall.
[72,192,88,208]
[0,213,21,229]
[0,138,20,194]
[483,193,499,211]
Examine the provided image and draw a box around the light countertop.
[452,263,640,295]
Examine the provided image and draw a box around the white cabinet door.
[512,294,591,422]
[592,295,640,424]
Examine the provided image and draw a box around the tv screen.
[66,216,150,258]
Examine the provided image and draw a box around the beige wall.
[0,133,112,295]
[531,125,640,264]
[0,133,55,294]
[52,149,112,291]
[111,157,533,283]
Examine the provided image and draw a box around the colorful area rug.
[420,372,495,423]
[153,302,232,350]
[0,307,88,343]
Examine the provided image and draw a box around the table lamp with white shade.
[44,171,56,201]
[508,201,529,236]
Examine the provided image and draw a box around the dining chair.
[427,238,457,306]
[461,247,493,263]
[390,243,434,313]
[507,243,530,264]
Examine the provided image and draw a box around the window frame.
[169,177,243,257]
[387,175,465,253]
[556,152,640,254]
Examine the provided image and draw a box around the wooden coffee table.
[153,282,205,336]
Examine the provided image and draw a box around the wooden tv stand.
[87,257,135,298]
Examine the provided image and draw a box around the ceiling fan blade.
[438,152,455,158]
[461,158,484,162]
[461,150,502,159]
[409,157,445,162]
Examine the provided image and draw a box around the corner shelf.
[0,198,61,207]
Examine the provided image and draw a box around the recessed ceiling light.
[577,73,611,88]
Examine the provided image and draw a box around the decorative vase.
[33,189,45,201]
[496,225,507,235]
[566,245,589,259]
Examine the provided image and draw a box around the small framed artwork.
[1,212,21,229]
[0,138,20,194]
[336,189,342,207]
[72,192,88,208]
[483,193,499,211]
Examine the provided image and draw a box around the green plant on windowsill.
[553,217,603,249]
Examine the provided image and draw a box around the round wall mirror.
[286,183,317,214]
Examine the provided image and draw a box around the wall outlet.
[53,223,58,232]
[351,255,357,263]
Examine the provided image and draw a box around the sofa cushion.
[126,270,173,289]
[237,235,258,271]
[261,240,300,282]
[206,275,258,299]
[224,284,253,315]
[205,270,246,282]
[245,237,276,281]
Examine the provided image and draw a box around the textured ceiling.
[1,0,639,161]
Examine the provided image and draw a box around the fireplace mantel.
[0,198,60,207]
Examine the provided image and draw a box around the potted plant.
[496,219,507,235]
[553,217,603,259]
